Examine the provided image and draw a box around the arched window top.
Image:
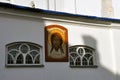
[6,41,42,48]
[69,45,97,68]
[69,45,95,51]
[6,41,44,67]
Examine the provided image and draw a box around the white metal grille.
[69,45,97,68]
[6,42,43,67]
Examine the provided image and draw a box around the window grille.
[6,42,43,67]
[69,45,97,68]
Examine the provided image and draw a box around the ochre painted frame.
[45,24,68,62]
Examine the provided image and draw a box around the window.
[69,45,97,68]
[6,42,44,67]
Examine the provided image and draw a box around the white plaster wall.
[0,13,45,80]
[10,0,120,18]
[12,0,32,7]
[76,0,101,17]
[0,13,116,80]
[111,28,120,80]
[12,0,48,9]
[48,0,76,14]
[45,21,116,80]
[112,0,120,19]
[48,0,55,11]
[0,0,10,3]
[0,0,101,16]
[63,0,76,14]
[53,0,101,16]
[2,0,120,18]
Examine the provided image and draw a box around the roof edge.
[0,2,120,23]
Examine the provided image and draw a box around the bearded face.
[50,33,64,53]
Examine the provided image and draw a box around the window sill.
[70,65,98,68]
[5,64,44,67]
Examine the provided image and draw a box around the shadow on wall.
[1,12,120,80]
[82,35,119,80]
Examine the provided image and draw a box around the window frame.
[5,41,44,67]
[69,45,97,68]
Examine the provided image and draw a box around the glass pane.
[29,44,39,51]
[85,48,92,54]
[82,57,88,66]
[8,54,14,64]
[69,47,76,52]
[9,50,19,58]
[8,43,20,51]
[16,54,23,64]
[35,55,40,64]
[75,57,81,65]
[26,54,33,64]
[70,57,74,65]
[70,53,78,60]
[84,54,92,59]
[78,48,83,56]
[30,51,39,59]
[89,57,94,65]
[20,45,29,53]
